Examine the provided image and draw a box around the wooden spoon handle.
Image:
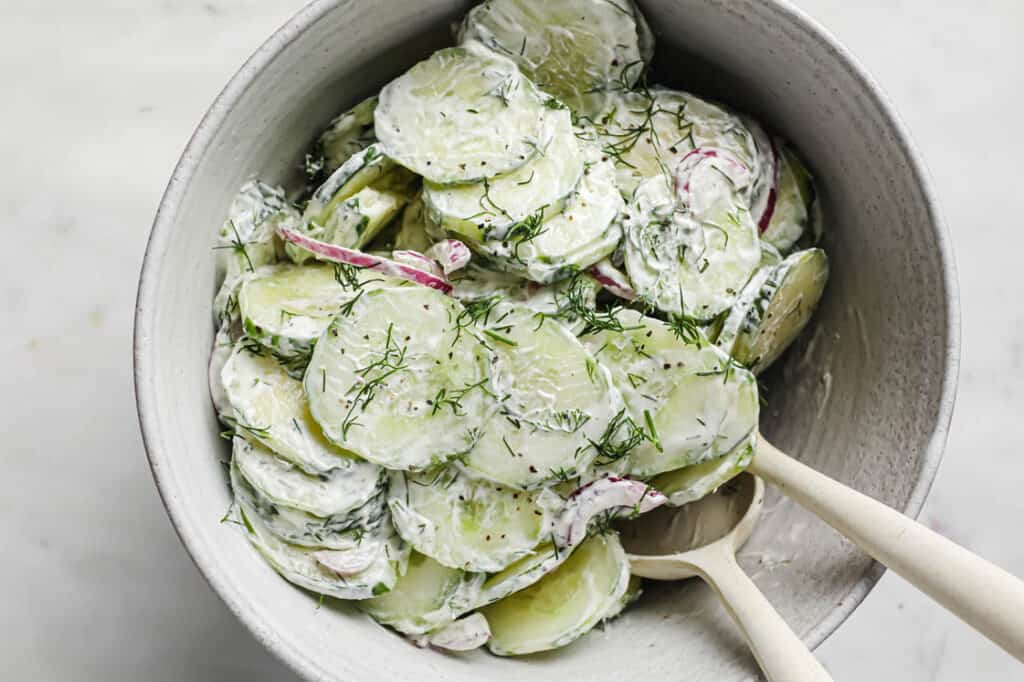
[751,434,1024,662]
[689,544,833,682]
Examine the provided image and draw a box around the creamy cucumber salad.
[209,0,829,657]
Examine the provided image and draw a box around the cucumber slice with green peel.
[481,532,631,655]
[623,162,761,320]
[232,436,383,519]
[317,96,378,175]
[582,310,759,477]
[650,435,755,507]
[213,181,293,323]
[761,143,816,253]
[209,320,236,421]
[478,542,569,605]
[606,574,643,620]
[375,43,548,184]
[469,152,625,284]
[459,302,625,489]
[238,263,402,370]
[360,551,486,635]
[392,192,436,253]
[718,248,828,374]
[231,458,387,549]
[304,287,494,470]
[458,0,646,116]
[321,179,414,251]
[304,144,396,228]
[388,467,561,573]
[235,493,406,600]
[423,108,583,242]
[589,88,764,198]
[221,340,355,475]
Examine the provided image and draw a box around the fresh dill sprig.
[429,377,494,416]
[502,205,549,264]
[587,408,648,465]
[213,220,256,272]
[339,323,408,438]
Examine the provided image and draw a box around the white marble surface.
[2,1,1021,679]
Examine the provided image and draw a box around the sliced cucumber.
[623,169,761,320]
[471,150,625,283]
[650,435,755,507]
[392,192,436,253]
[209,320,236,421]
[718,248,828,374]
[762,143,816,253]
[304,144,396,228]
[478,542,568,605]
[482,532,630,655]
[318,96,378,175]
[388,467,560,573]
[304,286,494,470]
[606,574,643,621]
[231,458,386,549]
[423,108,583,242]
[360,551,486,635]
[582,310,759,477]
[235,493,406,600]
[232,436,383,519]
[375,43,548,183]
[239,263,401,373]
[221,340,355,475]
[590,88,764,198]
[458,0,646,115]
[459,302,624,489]
[213,181,293,322]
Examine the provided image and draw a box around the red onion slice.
[588,259,636,301]
[553,477,667,548]
[426,239,472,276]
[392,249,445,278]
[278,226,453,294]
[411,613,491,652]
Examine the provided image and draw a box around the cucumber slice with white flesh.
[604,574,643,623]
[304,286,494,470]
[360,551,486,635]
[221,340,357,475]
[232,436,383,519]
[209,320,236,421]
[589,88,766,198]
[482,532,631,655]
[623,161,761,320]
[213,181,293,323]
[478,542,568,605]
[375,43,548,184]
[470,150,625,283]
[305,144,396,227]
[650,435,754,507]
[231,457,386,549]
[392,192,436,253]
[235,493,406,600]
[449,265,599,336]
[761,143,816,253]
[582,310,759,478]
[239,263,402,373]
[718,248,828,374]
[424,108,582,242]
[459,302,624,489]
[317,96,378,175]
[458,0,647,116]
[388,467,561,573]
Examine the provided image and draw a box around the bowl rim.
[133,0,961,678]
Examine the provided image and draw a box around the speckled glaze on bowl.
[134,1,959,679]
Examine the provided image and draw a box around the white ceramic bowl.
[134,1,959,679]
